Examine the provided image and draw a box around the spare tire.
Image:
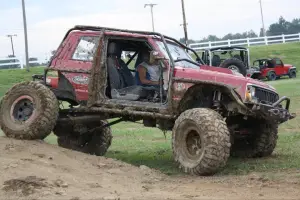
[0,81,59,140]
[219,58,247,76]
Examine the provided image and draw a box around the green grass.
[1,43,300,176]
[0,67,44,97]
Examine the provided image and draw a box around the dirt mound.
[0,136,299,200]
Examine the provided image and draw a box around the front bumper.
[250,96,296,123]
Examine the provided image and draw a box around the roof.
[208,46,248,51]
[69,25,200,55]
[73,25,172,41]
[254,58,277,62]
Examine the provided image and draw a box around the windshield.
[155,41,199,69]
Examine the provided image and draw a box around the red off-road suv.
[253,58,297,81]
[0,26,296,176]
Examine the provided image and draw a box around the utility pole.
[144,3,157,32]
[7,34,17,57]
[259,0,266,37]
[181,0,189,46]
[22,0,30,72]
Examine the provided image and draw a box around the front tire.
[0,81,59,140]
[172,108,230,176]
[289,70,296,78]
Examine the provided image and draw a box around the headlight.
[250,86,255,96]
[245,85,257,102]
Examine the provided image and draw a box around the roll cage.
[46,25,203,73]
[201,46,250,68]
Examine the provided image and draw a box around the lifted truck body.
[42,27,291,124]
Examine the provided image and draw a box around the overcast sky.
[0,0,299,61]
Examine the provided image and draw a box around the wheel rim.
[271,73,276,80]
[178,124,205,165]
[10,95,36,123]
[228,65,240,73]
[186,130,202,156]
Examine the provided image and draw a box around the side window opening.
[275,59,283,66]
[72,36,100,61]
[105,38,167,103]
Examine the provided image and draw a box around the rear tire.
[55,120,112,156]
[172,108,230,176]
[219,58,247,76]
[0,81,58,140]
[267,71,277,81]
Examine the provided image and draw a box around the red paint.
[261,64,293,77]
[255,58,295,78]
[48,30,275,102]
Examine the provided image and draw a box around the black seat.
[212,55,221,67]
[233,54,242,60]
[107,42,149,101]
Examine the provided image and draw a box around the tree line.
[181,16,300,44]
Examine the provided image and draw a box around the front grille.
[254,86,279,104]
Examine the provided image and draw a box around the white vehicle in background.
[29,57,41,67]
[0,57,23,69]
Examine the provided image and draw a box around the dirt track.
[0,136,300,200]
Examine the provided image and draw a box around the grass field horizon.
[1,42,300,176]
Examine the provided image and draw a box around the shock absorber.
[212,90,222,110]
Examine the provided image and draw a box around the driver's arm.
[137,66,159,85]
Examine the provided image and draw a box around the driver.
[135,50,160,87]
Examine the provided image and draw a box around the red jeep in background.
[253,58,297,81]
[0,26,296,176]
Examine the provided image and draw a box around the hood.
[284,64,294,68]
[200,65,238,75]
[174,65,276,99]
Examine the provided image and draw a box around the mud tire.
[172,108,231,176]
[219,58,247,76]
[289,70,297,79]
[267,71,277,81]
[0,81,58,140]
[230,123,278,158]
[56,120,112,156]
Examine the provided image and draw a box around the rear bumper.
[250,96,296,123]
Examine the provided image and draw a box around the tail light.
[46,71,58,88]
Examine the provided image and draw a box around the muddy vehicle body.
[0,26,296,176]
[252,58,297,81]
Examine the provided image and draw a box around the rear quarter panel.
[49,31,98,101]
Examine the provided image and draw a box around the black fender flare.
[288,67,297,74]
[48,70,79,106]
[173,78,248,115]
